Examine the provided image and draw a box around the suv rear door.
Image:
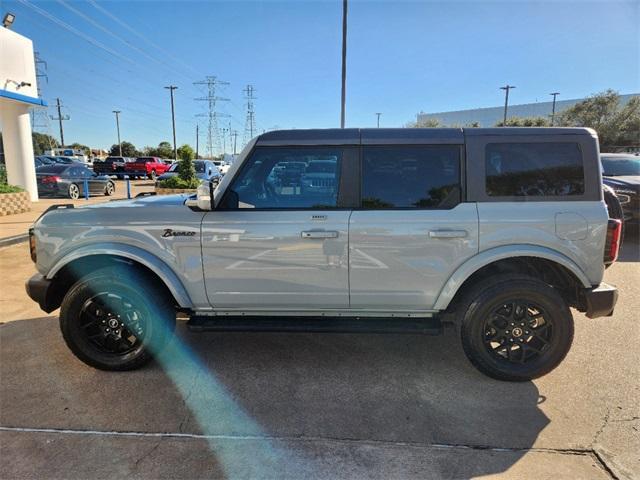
[201,143,358,310]
[348,130,478,310]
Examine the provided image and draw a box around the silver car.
[26,128,620,380]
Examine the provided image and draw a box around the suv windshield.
[601,156,640,176]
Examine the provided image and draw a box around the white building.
[0,21,46,201]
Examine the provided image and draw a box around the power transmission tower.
[243,85,257,146]
[231,130,239,155]
[194,76,230,158]
[50,98,70,147]
[31,52,51,133]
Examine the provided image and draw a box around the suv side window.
[361,145,460,209]
[485,142,584,197]
[225,147,343,209]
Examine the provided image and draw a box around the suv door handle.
[429,229,468,239]
[301,230,339,239]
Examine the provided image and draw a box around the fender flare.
[47,242,194,308]
[433,245,592,310]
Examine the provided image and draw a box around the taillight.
[42,175,60,184]
[29,227,37,263]
[603,219,622,265]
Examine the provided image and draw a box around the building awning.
[0,88,47,107]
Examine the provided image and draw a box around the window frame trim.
[356,144,465,211]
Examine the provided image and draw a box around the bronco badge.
[162,228,196,238]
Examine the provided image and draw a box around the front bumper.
[25,273,58,313]
[583,282,618,319]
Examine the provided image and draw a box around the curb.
[0,233,28,248]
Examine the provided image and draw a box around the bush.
[0,166,24,194]
[157,176,200,190]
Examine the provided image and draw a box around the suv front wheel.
[458,275,574,381]
[59,266,176,370]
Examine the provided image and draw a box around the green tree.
[109,141,137,157]
[406,117,441,128]
[32,132,59,155]
[558,90,640,151]
[495,116,551,127]
[68,142,91,156]
[156,141,174,158]
[176,144,196,182]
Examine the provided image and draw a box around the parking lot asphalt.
[0,234,638,479]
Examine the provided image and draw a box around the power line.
[86,0,203,78]
[15,0,134,64]
[194,76,230,157]
[243,84,257,147]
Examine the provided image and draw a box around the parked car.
[35,164,115,199]
[601,153,639,230]
[34,156,55,168]
[124,156,170,179]
[50,156,76,165]
[93,156,135,178]
[26,128,620,381]
[154,160,222,187]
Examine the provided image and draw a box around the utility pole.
[50,98,70,146]
[243,85,257,146]
[375,112,382,128]
[164,86,178,160]
[195,124,199,159]
[112,110,122,156]
[549,92,560,126]
[231,130,238,155]
[340,0,348,128]
[500,85,516,125]
[194,76,230,157]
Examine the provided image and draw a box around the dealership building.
[417,93,639,127]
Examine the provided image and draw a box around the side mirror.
[185,181,213,210]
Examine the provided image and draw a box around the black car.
[154,160,221,186]
[36,164,115,199]
[34,156,56,168]
[601,153,640,228]
[93,156,134,178]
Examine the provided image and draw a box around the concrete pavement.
[0,236,638,479]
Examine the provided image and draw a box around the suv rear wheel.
[59,266,176,371]
[458,275,574,381]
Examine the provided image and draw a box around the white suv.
[26,128,620,381]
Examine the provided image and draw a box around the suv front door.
[201,146,356,310]
[349,144,479,310]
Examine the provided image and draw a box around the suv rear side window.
[485,143,584,197]
[361,145,460,209]
[227,147,343,209]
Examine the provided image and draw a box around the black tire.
[59,266,176,371]
[458,275,574,382]
[104,181,115,196]
[68,183,80,200]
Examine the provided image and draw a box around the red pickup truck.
[124,157,171,179]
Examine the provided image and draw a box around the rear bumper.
[25,273,58,313]
[583,282,618,319]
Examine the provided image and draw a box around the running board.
[187,316,442,335]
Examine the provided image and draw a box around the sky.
[3,0,639,152]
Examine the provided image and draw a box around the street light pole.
[164,85,178,160]
[112,110,122,156]
[500,85,516,125]
[549,92,560,126]
[375,112,382,128]
[340,0,348,128]
[195,124,199,159]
